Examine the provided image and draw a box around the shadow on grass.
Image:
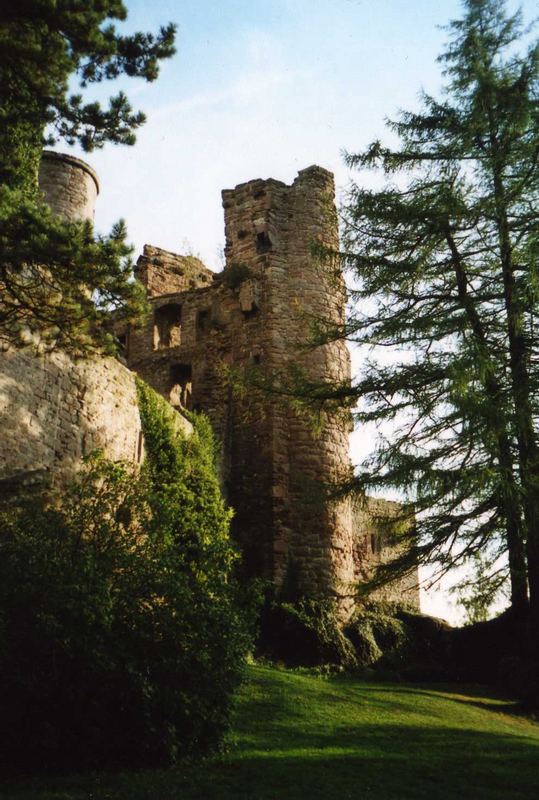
[3,669,539,800]
[3,723,539,800]
[360,682,532,720]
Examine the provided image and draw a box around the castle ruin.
[0,151,420,611]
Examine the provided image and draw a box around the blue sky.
[78,0,536,269]
[78,0,476,265]
[60,0,538,621]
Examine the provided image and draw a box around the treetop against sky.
[60,0,535,271]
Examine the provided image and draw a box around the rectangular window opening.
[153,303,182,350]
[256,231,272,253]
[170,363,193,410]
[196,309,211,338]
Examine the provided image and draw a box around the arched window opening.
[256,231,272,253]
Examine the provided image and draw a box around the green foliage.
[453,551,510,624]
[259,592,454,679]
[135,379,239,584]
[450,608,532,693]
[344,615,383,667]
[345,603,456,682]
[320,0,539,619]
[0,2,176,187]
[0,388,251,773]
[498,655,539,710]
[345,607,408,668]
[222,262,252,290]
[258,596,357,670]
[0,187,147,353]
[0,1,175,351]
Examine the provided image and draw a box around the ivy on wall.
[0,380,251,773]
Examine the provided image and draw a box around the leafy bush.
[222,262,252,290]
[257,592,458,682]
[344,616,383,667]
[258,597,357,669]
[346,604,454,679]
[395,609,453,679]
[0,385,252,773]
[449,609,521,683]
[450,609,539,708]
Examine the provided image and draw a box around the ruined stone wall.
[38,151,99,221]
[0,153,142,489]
[0,346,194,494]
[127,167,357,603]
[0,348,143,489]
[118,164,420,612]
[353,497,420,609]
[221,167,355,599]
[125,248,276,581]
[10,150,420,612]
[1,149,197,502]
[135,245,214,297]
[278,168,354,599]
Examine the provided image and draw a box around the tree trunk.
[446,228,529,612]
[491,171,539,638]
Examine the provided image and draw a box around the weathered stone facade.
[135,245,214,297]
[0,348,143,489]
[121,165,419,610]
[0,153,190,493]
[354,498,420,607]
[38,150,99,222]
[0,151,419,612]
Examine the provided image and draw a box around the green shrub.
[344,616,383,667]
[345,604,455,679]
[0,385,252,774]
[222,262,252,289]
[258,597,357,669]
[395,609,453,680]
[450,609,539,707]
[345,603,420,670]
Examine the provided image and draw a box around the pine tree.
[0,1,176,352]
[335,0,539,626]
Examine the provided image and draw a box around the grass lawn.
[2,664,539,800]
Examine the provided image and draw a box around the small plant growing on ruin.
[222,262,252,290]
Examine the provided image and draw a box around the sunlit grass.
[3,664,539,800]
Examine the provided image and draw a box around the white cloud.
[153,68,294,120]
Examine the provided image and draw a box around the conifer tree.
[334,0,539,625]
[0,1,175,352]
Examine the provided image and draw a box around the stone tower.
[125,166,357,604]
[221,167,355,597]
[0,150,418,608]
[38,150,99,221]
[1,153,146,492]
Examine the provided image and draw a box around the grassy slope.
[2,665,539,800]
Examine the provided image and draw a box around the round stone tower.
[221,166,356,607]
[38,151,99,221]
